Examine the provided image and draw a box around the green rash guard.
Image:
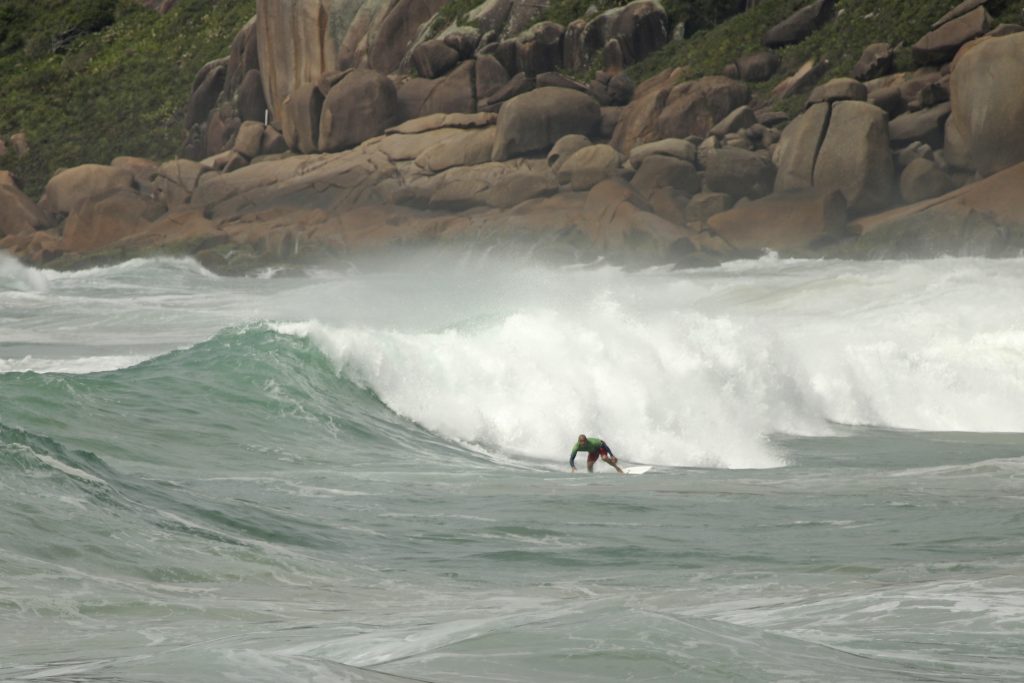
[570,437,612,467]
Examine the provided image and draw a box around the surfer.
[569,434,624,474]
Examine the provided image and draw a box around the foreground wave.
[5,252,1024,682]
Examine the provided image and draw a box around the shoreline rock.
[5,3,1024,274]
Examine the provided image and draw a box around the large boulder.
[656,77,750,141]
[442,25,481,59]
[947,32,1024,176]
[516,21,564,76]
[281,83,324,154]
[39,164,134,216]
[62,189,167,253]
[256,0,446,119]
[852,43,895,81]
[154,159,210,207]
[807,77,867,105]
[398,60,477,120]
[703,147,776,199]
[492,88,601,161]
[547,134,592,174]
[771,58,828,99]
[813,101,895,214]
[186,61,226,128]
[476,54,510,102]
[708,105,757,137]
[556,144,623,191]
[736,51,780,82]
[237,69,268,122]
[561,1,668,71]
[319,69,399,152]
[630,155,700,197]
[773,102,830,192]
[888,102,951,149]
[604,0,670,65]
[225,16,260,97]
[913,6,992,64]
[233,121,265,159]
[414,127,497,172]
[708,189,848,252]
[763,0,835,48]
[628,138,698,169]
[850,162,1024,257]
[411,39,460,79]
[900,157,954,203]
[612,75,749,153]
[0,183,51,236]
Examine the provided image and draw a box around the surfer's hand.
[570,466,576,472]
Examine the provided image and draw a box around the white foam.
[31,453,106,485]
[0,354,149,374]
[273,256,1024,469]
[0,252,50,292]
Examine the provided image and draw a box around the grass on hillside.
[545,0,748,32]
[628,0,1024,113]
[0,0,255,198]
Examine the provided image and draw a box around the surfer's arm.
[569,447,580,470]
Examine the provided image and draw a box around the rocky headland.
[3,0,1024,273]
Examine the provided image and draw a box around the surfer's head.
[578,434,587,444]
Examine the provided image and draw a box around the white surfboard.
[623,465,652,475]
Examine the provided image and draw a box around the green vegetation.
[0,0,254,198]
[627,0,1024,113]
[4,0,1023,198]
[433,0,487,31]
[546,0,747,33]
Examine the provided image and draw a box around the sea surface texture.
[2,251,1024,682]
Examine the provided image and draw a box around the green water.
[2,254,1024,681]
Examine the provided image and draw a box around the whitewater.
[2,250,1024,681]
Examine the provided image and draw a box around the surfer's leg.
[586,452,598,472]
[602,453,625,474]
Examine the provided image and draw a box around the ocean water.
[2,250,1024,682]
